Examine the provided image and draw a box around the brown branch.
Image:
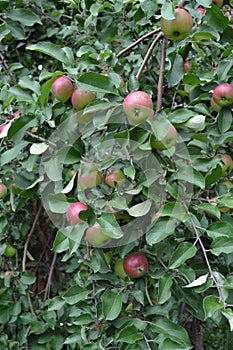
[26,130,57,148]
[27,290,36,315]
[43,252,58,301]
[117,28,161,58]
[22,205,42,272]
[136,32,165,81]
[156,36,167,112]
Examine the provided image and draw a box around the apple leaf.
[77,72,119,95]
[115,326,143,344]
[184,274,209,289]
[27,42,70,65]
[146,217,177,245]
[63,285,90,305]
[127,199,152,217]
[168,242,197,269]
[102,289,123,321]
[161,2,175,20]
[8,8,42,26]
[158,275,173,304]
[203,295,224,320]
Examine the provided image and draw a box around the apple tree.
[0,0,233,349]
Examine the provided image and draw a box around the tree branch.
[136,32,165,81]
[156,36,167,112]
[43,252,58,301]
[117,28,161,58]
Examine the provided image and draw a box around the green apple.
[160,8,193,41]
[4,244,16,258]
[114,258,128,279]
[85,222,111,247]
[78,163,103,190]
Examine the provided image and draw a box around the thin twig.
[143,334,152,350]
[156,36,167,112]
[26,131,57,148]
[22,205,42,272]
[117,28,161,58]
[183,201,225,302]
[136,32,165,81]
[43,252,58,301]
[27,290,36,315]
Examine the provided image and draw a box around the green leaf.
[8,8,42,26]
[158,202,189,222]
[0,23,10,41]
[77,72,118,95]
[218,108,232,133]
[9,86,33,102]
[167,54,184,87]
[169,109,195,124]
[205,6,229,33]
[73,313,93,325]
[140,0,157,18]
[222,308,233,331]
[115,326,143,344]
[168,242,197,269]
[101,289,123,321]
[1,141,29,166]
[63,285,90,305]
[20,271,36,285]
[196,203,221,219]
[146,217,177,245]
[52,230,69,253]
[127,199,152,217]
[207,222,233,239]
[152,317,191,346]
[97,212,123,239]
[211,237,233,256]
[27,42,70,65]
[159,339,193,350]
[18,76,41,95]
[48,297,66,311]
[47,193,70,213]
[203,295,224,320]
[158,275,173,304]
[161,2,174,20]
[217,196,233,209]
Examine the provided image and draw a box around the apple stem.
[136,32,165,81]
[117,28,161,58]
[156,35,167,112]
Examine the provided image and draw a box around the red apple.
[51,76,74,102]
[197,7,206,15]
[71,89,96,110]
[184,61,190,73]
[212,0,223,8]
[151,123,177,150]
[123,252,148,278]
[66,202,87,225]
[104,168,125,188]
[212,83,233,107]
[160,8,193,41]
[0,183,7,198]
[78,163,103,190]
[85,222,111,247]
[123,91,154,126]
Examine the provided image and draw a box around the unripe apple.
[78,163,103,190]
[151,123,177,150]
[123,252,148,278]
[114,258,128,279]
[212,83,233,107]
[71,89,96,110]
[220,153,233,174]
[85,222,111,247]
[0,184,7,198]
[123,91,154,126]
[212,0,223,8]
[160,8,193,41]
[104,168,125,188]
[66,201,87,225]
[4,244,16,258]
[51,76,74,102]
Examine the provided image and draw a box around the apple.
[220,153,233,174]
[114,258,128,279]
[123,91,154,126]
[210,96,221,112]
[212,83,233,107]
[66,201,87,225]
[212,0,223,8]
[51,76,74,102]
[123,252,148,278]
[78,163,103,190]
[104,168,125,188]
[4,244,16,258]
[184,60,190,73]
[160,8,193,41]
[3,270,14,278]
[85,222,111,247]
[71,89,96,110]
[151,123,177,150]
[197,7,206,15]
[0,184,7,198]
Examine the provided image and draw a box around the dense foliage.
[0,0,233,349]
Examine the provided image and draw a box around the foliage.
[0,0,233,349]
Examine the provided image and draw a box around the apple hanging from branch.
[123,90,154,125]
[78,163,103,190]
[212,83,233,108]
[85,222,111,247]
[123,252,148,278]
[66,201,88,225]
[51,76,74,102]
[151,123,177,150]
[71,88,96,110]
[160,8,193,41]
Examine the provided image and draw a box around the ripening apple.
[184,60,190,73]
[160,8,193,41]
[212,0,223,8]
[78,163,103,190]
[151,123,177,150]
[123,252,148,278]
[66,201,88,225]
[212,83,233,107]
[85,222,111,247]
[0,184,7,198]
[220,153,233,175]
[104,168,125,188]
[51,76,74,102]
[210,96,221,112]
[114,258,128,279]
[4,244,16,258]
[123,91,154,126]
[71,89,96,110]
